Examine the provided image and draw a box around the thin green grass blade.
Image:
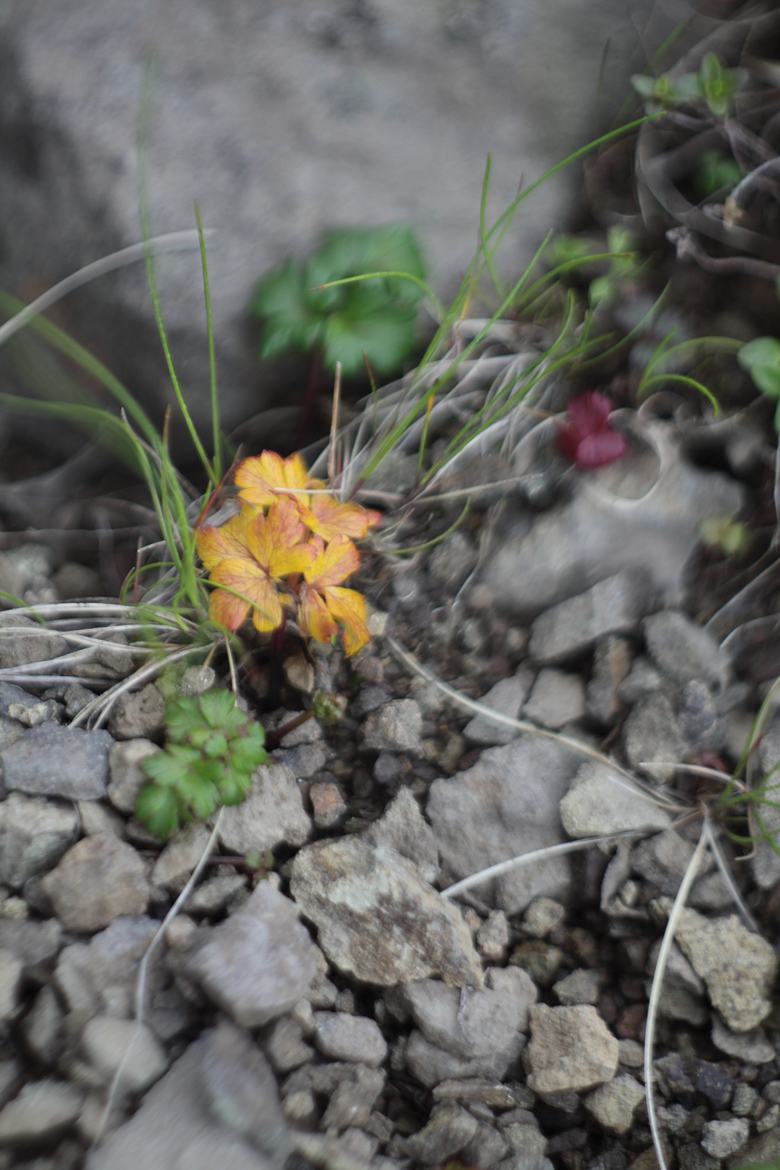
[479,154,504,300]
[195,201,222,481]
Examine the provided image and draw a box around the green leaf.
[141,745,199,788]
[136,784,183,839]
[199,688,244,731]
[219,769,254,805]
[738,337,780,401]
[322,303,417,375]
[164,696,202,743]
[695,150,742,198]
[201,730,229,759]
[229,734,267,773]
[698,53,747,119]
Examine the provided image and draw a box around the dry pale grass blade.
[702,815,761,933]
[0,231,216,351]
[387,636,678,810]
[92,809,224,1149]
[441,831,644,900]
[69,645,206,730]
[645,821,709,1170]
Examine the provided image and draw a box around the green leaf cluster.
[249,225,426,376]
[137,688,267,839]
[632,53,747,118]
[738,337,780,433]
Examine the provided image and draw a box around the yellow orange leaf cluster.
[196,452,380,657]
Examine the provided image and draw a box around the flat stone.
[0,918,63,981]
[313,1012,387,1066]
[529,573,647,664]
[701,1118,749,1158]
[217,761,311,856]
[654,901,777,1032]
[403,1100,478,1166]
[107,739,161,815]
[463,668,534,746]
[585,1074,645,1134]
[0,724,113,800]
[362,699,423,755]
[80,1016,167,1094]
[484,446,745,618]
[623,693,686,782]
[265,1017,315,1074]
[476,910,510,962]
[152,822,213,894]
[553,968,602,1007]
[320,1065,385,1134]
[404,1027,525,1087]
[199,1021,289,1161]
[188,874,248,917]
[184,883,319,1028]
[560,761,673,838]
[586,637,634,726]
[484,966,539,1033]
[711,1016,775,1064]
[0,1079,84,1147]
[401,979,523,1065]
[0,950,23,1022]
[86,1028,283,1170]
[0,792,78,888]
[0,613,67,668]
[41,834,151,934]
[106,684,165,740]
[367,786,439,885]
[632,829,714,897]
[644,611,729,689]
[522,897,566,938]
[309,779,347,829]
[291,833,481,988]
[525,1004,619,1093]
[53,916,159,1022]
[428,738,579,914]
[523,669,586,730]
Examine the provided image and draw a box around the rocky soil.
[0,397,779,1170]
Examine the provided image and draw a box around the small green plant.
[137,689,268,839]
[698,514,751,558]
[632,52,747,119]
[738,337,780,432]
[695,150,742,198]
[249,224,426,377]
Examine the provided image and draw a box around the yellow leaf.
[303,534,361,589]
[196,506,252,571]
[324,586,369,657]
[234,451,323,510]
[298,584,338,644]
[302,494,382,543]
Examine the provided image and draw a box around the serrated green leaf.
[164,696,203,743]
[220,770,254,805]
[199,688,242,730]
[229,736,267,773]
[738,337,780,400]
[322,303,417,375]
[136,785,183,839]
[201,730,229,759]
[141,745,200,788]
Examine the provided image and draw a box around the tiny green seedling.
[738,337,780,433]
[249,224,426,376]
[137,688,268,839]
[698,514,751,558]
[632,52,747,119]
[695,150,742,198]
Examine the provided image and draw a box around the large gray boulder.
[0,0,673,454]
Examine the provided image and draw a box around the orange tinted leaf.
[196,507,252,571]
[208,588,250,632]
[324,586,369,657]
[304,494,381,542]
[234,451,323,510]
[210,556,284,630]
[245,498,315,579]
[304,534,360,589]
[298,584,338,644]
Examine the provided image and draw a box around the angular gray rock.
[623,693,686,783]
[0,0,657,450]
[291,834,481,988]
[312,1012,387,1066]
[184,883,319,1028]
[0,792,78,888]
[0,724,114,800]
[402,1100,478,1166]
[366,786,439,885]
[400,979,523,1064]
[653,901,777,1032]
[427,738,579,914]
[107,684,165,740]
[217,761,311,856]
[560,762,673,838]
[151,822,213,894]
[200,1021,289,1162]
[404,1028,524,1088]
[0,614,67,668]
[41,834,151,933]
[485,445,746,617]
[0,1078,84,1147]
[53,916,159,1023]
[586,636,634,726]
[711,1017,775,1065]
[86,1028,282,1170]
[107,738,161,815]
[701,1118,750,1158]
[644,611,730,689]
[362,698,423,755]
[525,1004,619,1093]
[523,669,586,730]
[80,1016,167,1094]
[584,1074,645,1134]
[0,950,23,1023]
[320,1064,385,1134]
[529,572,648,664]
[484,966,539,1033]
[463,668,534,747]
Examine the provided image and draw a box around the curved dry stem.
[645,820,709,1170]
[0,231,216,351]
[441,831,644,900]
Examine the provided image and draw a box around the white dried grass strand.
[69,644,203,729]
[92,809,223,1149]
[0,231,216,351]
[387,636,677,808]
[441,831,643,899]
[703,815,761,933]
[645,822,709,1170]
